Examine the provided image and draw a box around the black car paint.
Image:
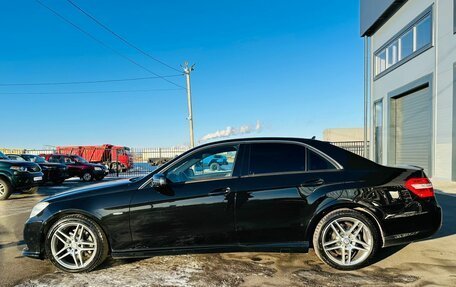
[0,152,44,192]
[23,138,442,260]
[6,154,68,183]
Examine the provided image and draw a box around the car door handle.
[300,178,325,187]
[208,187,231,196]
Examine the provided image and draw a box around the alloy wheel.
[50,222,98,270]
[321,217,373,266]
[0,182,5,196]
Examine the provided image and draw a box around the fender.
[304,195,386,247]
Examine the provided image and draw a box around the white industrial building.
[361,0,456,181]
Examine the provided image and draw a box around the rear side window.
[248,143,306,175]
[307,149,336,170]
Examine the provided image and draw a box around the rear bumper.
[382,204,442,247]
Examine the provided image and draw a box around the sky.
[0,0,363,149]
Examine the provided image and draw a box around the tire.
[312,209,380,270]
[22,186,39,194]
[45,214,109,273]
[0,178,12,200]
[209,162,220,171]
[81,172,93,182]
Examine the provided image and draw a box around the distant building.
[323,128,368,142]
[360,0,456,181]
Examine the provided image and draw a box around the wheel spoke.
[352,224,364,237]
[55,246,67,257]
[334,221,346,235]
[325,245,342,251]
[78,252,84,266]
[341,247,346,264]
[57,230,71,241]
[79,247,95,251]
[71,252,79,268]
[351,245,369,252]
[73,224,80,239]
[353,239,370,248]
[323,239,339,247]
[347,220,360,236]
[347,248,352,264]
[54,233,68,245]
[57,251,71,260]
[330,223,342,237]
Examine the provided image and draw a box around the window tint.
[166,145,237,183]
[48,156,60,163]
[307,149,336,171]
[416,15,431,50]
[248,143,305,175]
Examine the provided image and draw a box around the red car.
[43,154,109,182]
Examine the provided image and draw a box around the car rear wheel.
[0,179,12,200]
[45,214,109,272]
[81,172,93,182]
[312,209,379,270]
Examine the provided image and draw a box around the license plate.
[34,176,43,181]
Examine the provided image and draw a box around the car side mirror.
[152,173,167,188]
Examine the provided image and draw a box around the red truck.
[56,144,133,171]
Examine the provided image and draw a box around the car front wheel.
[45,214,108,272]
[0,179,12,200]
[312,209,379,270]
[81,172,93,182]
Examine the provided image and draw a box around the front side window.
[248,143,306,175]
[166,145,237,183]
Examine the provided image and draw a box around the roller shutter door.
[395,87,432,175]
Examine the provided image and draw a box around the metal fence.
[330,141,369,158]
[2,141,369,179]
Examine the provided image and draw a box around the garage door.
[395,86,432,175]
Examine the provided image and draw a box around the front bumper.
[22,218,45,259]
[382,204,442,247]
[93,169,109,177]
[45,169,69,182]
[12,172,44,190]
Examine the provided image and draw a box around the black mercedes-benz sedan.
[23,138,442,272]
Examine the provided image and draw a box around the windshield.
[22,155,47,163]
[0,151,8,159]
[74,156,88,163]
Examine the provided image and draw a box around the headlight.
[10,166,27,172]
[29,202,49,218]
[94,167,102,171]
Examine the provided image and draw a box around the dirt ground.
[1,181,455,287]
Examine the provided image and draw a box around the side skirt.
[111,241,309,259]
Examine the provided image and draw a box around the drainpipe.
[364,36,369,158]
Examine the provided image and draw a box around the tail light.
[405,177,434,198]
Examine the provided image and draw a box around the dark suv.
[0,151,44,200]
[7,154,69,184]
[44,154,108,182]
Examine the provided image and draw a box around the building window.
[374,100,383,163]
[374,9,433,77]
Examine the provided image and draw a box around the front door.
[129,144,241,250]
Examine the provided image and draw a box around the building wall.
[369,0,455,180]
[322,128,368,142]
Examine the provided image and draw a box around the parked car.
[0,151,43,200]
[43,154,108,182]
[201,154,228,171]
[7,154,69,184]
[23,138,441,272]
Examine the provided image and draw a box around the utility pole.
[183,62,195,148]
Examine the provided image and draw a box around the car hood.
[44,179,132,202]
[0,159,40,168]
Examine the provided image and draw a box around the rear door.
[235,141,343,245]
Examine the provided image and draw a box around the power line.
[67,0,181,73]
[0,74,182,86]
[0,88,181,95]
[34,0,185,89]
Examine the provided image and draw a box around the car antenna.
[311,136,316,140]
